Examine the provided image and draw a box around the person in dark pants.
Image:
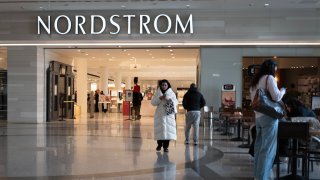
[132,77,143,120]
[182,83,206,145]
[151,79,178,152]
[94,90,99,112]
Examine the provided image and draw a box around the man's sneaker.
[164,148,169,152]
[185,140,190,145]
[194,142,198,146]
[156,146,161,151]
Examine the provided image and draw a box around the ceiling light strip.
[1,42,320,46]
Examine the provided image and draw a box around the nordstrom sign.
[37,14,193,35]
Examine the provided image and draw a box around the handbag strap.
[265,75,269,91]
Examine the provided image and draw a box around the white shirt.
[250,75,286,118]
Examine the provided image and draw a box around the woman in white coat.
[151,79,178,152]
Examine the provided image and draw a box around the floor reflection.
[154,152,176,179]
[2,112,318,179]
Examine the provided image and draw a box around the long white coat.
[151,88,178,140]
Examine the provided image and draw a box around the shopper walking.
[250,59,286,180]
[151,79,178,152]
[182,83,206,145]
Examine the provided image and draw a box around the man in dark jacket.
[183,83,206,145]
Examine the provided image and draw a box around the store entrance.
[47,61,75,121]
[45,48,199,120]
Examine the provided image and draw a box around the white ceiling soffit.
[48,48,199,80]
[0,0,319,12]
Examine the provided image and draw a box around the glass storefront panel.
[0,47,7,120]
[242,57,320,117]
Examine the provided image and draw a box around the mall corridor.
[0,113,319,179]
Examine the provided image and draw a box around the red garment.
[133,85,140,92]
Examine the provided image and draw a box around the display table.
[219,112,233,136]
[228,114,245,141]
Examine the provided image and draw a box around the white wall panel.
[7,46,45,123]
[0,9,319,43]
[200,47,320,109]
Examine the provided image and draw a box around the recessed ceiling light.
[146,49,150,52]
[264,3,270,7]
[172,57,175,58]
[39,7,43,9]
[167,45,171,48]
[152,57,155,59]
[77,49,81,52]
[127,53,131,55]
[186,4,190,8]
[85,54,89,56]
[106,53,110,55]
[169,49,173,52]
[123,49,127,52]
[92,57,95,58]
[121,5,126,8]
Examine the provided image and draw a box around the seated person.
[284,97,320,148]
[249,98,317,158]
[284,97,316,119]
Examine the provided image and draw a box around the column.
[126,76,131,90]
[115,73,122,112]
[7,46,45,123]
[100,67,109,94]
[76,58,87,118]
[115,72,122,93]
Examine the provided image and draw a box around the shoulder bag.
[252,75,285,119]
[164,99,175,115]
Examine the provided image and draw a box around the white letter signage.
[54,15,71,35]
[37,14,194,35]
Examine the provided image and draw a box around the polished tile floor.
[0,112,319,180]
